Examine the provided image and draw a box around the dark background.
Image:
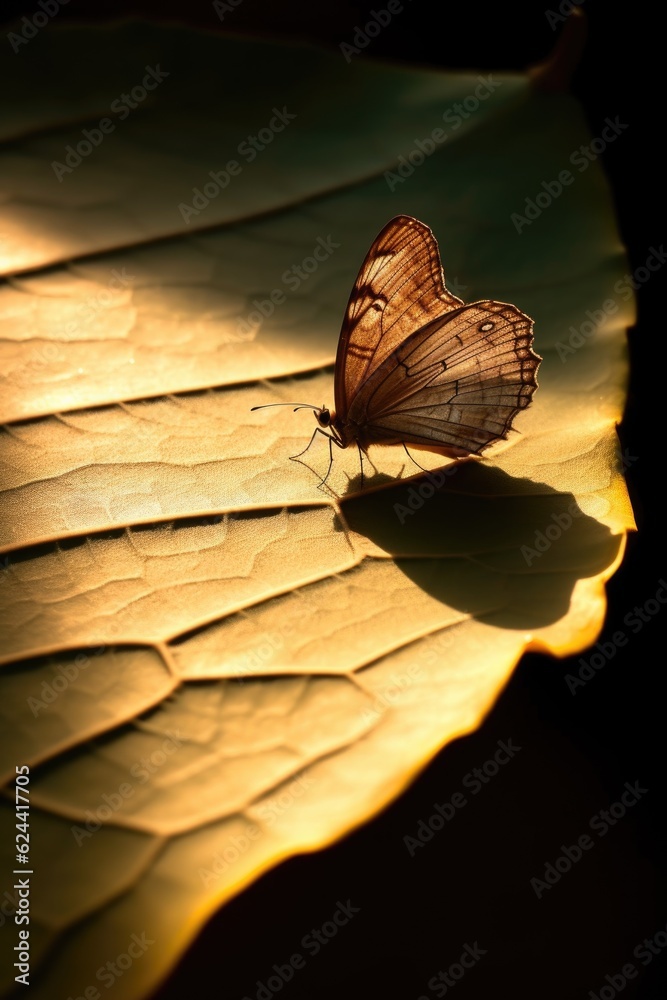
[2,2,662,998]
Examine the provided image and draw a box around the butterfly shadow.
[338,460,621,631]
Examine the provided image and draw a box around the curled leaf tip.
[528,8,588,93]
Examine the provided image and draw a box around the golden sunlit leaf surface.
[0,20,634,1000]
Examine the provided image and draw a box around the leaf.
[0,20,634,1000]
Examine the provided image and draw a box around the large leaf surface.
[0,20,634,1000]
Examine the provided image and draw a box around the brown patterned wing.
[347,300,541,456]
[334,216,464,420]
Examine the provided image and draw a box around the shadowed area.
[340,461,620,629]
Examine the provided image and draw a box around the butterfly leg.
[317,432,351,492]
[322,433,336,489]
[290,427,322,461]
[365,449,379,478]
[402,442,432,475]
[289,428,344,488]
[357,447,380,488]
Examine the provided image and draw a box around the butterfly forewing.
[334,216,464,419]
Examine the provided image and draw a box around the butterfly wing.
[334,216,464,420]
[347,300,540,456]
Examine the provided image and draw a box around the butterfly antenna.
[250,402,320,412]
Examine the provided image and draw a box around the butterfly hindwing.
[347,300,539,455]
[334,216,464,419]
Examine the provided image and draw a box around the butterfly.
[253,215,540,485]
